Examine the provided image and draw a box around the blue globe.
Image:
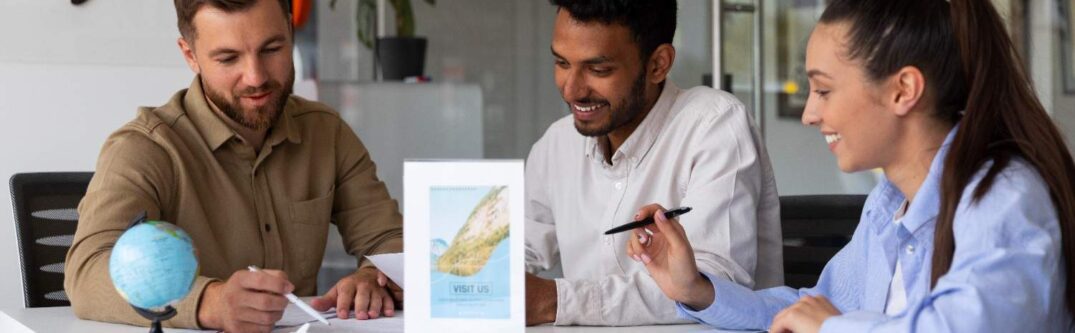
[108,221,199,311]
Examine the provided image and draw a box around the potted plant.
[331,0,436,81]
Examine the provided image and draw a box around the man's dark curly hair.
[550,0,677,61]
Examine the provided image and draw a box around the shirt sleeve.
[64,125,219,329]
[677,194,876,330]
[331,120,403,269]
[552,100,777,326]
[524,132,561,275]
[821,162,1068,332]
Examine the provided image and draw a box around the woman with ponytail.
[624,0,1075,331]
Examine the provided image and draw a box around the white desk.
[0,306,207,333]
[0,306,753,332]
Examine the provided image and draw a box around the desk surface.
[0,306,749,332]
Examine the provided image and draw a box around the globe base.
[132,305,177,333]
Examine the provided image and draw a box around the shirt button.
[614,182,624,190]
[604,237,612,245]
[906,244,915,254]
[264,224,272,232]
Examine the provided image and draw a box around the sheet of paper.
[291,323,309,333]
[273,311,404,333]
[274,298,404,332]
[275,299,335,327]
[295,315,403,333]
[366,252,404,285]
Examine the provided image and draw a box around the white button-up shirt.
[525,81,784,326]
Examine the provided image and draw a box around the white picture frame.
[403,160,525,333]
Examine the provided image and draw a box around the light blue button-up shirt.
[677,128,1074,332]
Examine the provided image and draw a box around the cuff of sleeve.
[674,273,717,320]
[552,278,603,326]
[358,260,377,270]
[819,311,887,333]
[357,237,403,269]
[170,276,220,329]
[675,272,763,330]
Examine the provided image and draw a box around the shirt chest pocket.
[286,192,334,280]
[289,193,334,226]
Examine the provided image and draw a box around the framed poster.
[404,160,525,333]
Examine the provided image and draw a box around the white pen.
[247,265,331,326]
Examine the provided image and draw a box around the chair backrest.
[10,172,94,308]
[780,194,867,289]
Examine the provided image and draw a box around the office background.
[0,0,1071,313]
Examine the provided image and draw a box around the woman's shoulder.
[954,156,1059,234]
[963,157,1048,202]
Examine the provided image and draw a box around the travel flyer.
[429,185,511,319]
[404,160,525,332]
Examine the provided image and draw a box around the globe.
[109,220,199,311]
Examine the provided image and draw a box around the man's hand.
[311,266,397,320]
[525,273,557,326]
[197,269,293,333]
[381,272,403,309]
[769,295,841,333]
[626,204,714,310]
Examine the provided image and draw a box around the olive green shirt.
[64,77,403,328]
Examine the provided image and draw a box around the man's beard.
[574,70,648,137]
[203,67,295,131]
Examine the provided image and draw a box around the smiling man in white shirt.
[523,0,784,326]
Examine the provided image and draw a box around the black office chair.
[780,194,867,289]
[10,172,94,308]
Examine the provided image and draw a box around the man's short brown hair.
[174,0,290,42]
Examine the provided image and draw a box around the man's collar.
[183,77,235,151]
[182,76,301,151]
[265,97,302,147]
[584,81,681,168]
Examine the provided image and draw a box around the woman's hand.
[769,295,841,333]
[626,204,714,310]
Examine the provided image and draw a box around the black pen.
[603,207,692,235]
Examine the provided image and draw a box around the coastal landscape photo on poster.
[429,185,511,319]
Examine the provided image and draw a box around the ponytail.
[934,0,1075,315]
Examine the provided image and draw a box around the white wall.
[415,0,563,158]
[0,1,192,311]
[759,2,878,195]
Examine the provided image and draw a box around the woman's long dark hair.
[821,0,1075,314]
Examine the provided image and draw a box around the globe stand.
[132,305,176,333]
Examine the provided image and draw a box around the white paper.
[365,253,404,285]
[291,323,309,333]
[404,160,526,333]
[275,299,335,327]
[275,298,404,332]
[272,314,404,333]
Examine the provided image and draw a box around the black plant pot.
[376,37,427,81]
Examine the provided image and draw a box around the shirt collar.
[266,97,302,147]
[584,81,681,168]
[182,76,301,151]
[865,125,959,234]
[183,77,235,151]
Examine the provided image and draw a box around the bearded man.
[65,1,402,332]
